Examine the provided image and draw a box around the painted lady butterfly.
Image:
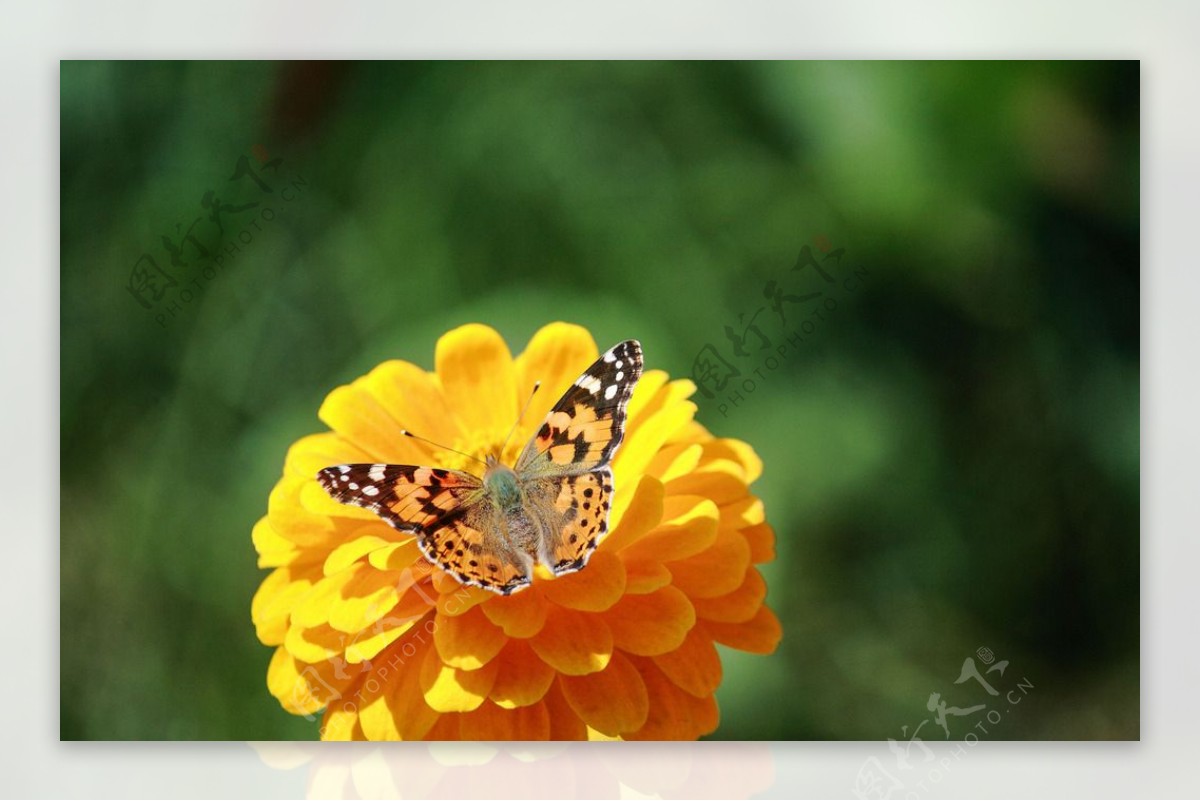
[317,340,643,595]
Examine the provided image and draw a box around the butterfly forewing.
[515,339,643,478]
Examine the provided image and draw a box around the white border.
[8,0,1191,797]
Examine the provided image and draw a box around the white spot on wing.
[362,485,379,496]
[368,464,386,482]
[604,384,618,400]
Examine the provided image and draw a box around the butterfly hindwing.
[541,468,613,574]
[515,339,643,478]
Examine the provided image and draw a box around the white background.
[4,1,1189,797]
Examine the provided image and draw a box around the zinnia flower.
[251,322,781,740]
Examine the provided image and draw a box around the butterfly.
[316,340,643,595]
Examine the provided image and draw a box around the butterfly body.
[317,339,643,595]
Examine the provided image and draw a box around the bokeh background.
[60,61,1139,740]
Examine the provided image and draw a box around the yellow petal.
[361,358,464,453]
[267,647,358,715]
[359,633,441,741]
[559,651,649,736]
[529,605,612,676]
[601,475,664,554]
[432,605,508,670]
[283,431,373,481]
[320,700,362,741]
[419,644,500,713]
[435,574,493,617]
[291,565,362,629]
[704,438,763,484]
[323,533,394,577]
[515,322,600,435]
[614,399,697,482]
[317,381,410,464]
[252,563,321,646]
[435,323,517,439]
[644,442,703,484]
[605,586,696,657]
[252,517,300,568]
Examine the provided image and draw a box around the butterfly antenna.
[399,429,488,467]
[499,381,541,459]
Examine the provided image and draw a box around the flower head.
[252,322,781,739]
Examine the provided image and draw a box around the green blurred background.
[60,61,1138,740]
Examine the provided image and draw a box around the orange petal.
[625,658,719,740]
[538,550,626,612]
[559,651,649,736]
[620,559,674,595]
[458,699,552,740]
[285,622,349,664]
[433,604,508,670]
[742,523,776,564]
[621,497,719,564]
[529,605,612,676]
[652,626,723,698]
[691,567,768,623]
[488,638,557,709]
[704,438,763,484]
[481,585,548,638]
[435,323,517,439]
[701,604,782,655]
[665,459,750,506]
[543,682,588,741]
[435,575,493,617]
[605,586,695,657]
[664,528,751,599]
[419,643,500,713]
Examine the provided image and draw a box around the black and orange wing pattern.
[315,464,533,594]
[516,339,642,574]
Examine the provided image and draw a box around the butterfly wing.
[515,339,642,574]
[515,339,643,478]
[316,464,534,594]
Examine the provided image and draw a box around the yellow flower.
[252,322,781,740]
